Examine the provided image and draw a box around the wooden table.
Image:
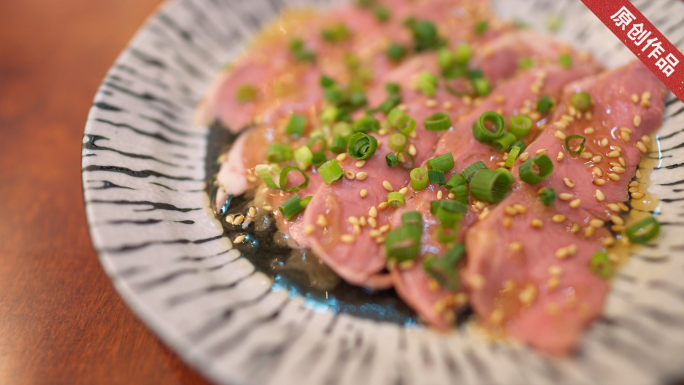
[0,1,213,383]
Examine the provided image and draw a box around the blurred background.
[0,1,212,383]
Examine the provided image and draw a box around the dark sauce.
[205,122,420,326]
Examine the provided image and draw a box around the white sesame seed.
[382,180,393,191]
[234,215,245,225]
[631,192,645,199]
[379,224,390,233]
[344,170,356,180]
[369,206,378,218]
[347,216,359,225]
[600,138,609,147]
[316,214,328,227]
[607,203,620,212]
[519,284,537,305]
[353,224,361,234]
[584,127,595,135]
[552,214,566,223]
[557,151,564,161]
[336,153,347,162]
[636,169,642,179]
[593,179,606,185]
[503,217,513,229]
[620,131,631,142]
[425,99,438,108]
[263,205,273,212]
[359,189,368,198]
[530,219,544,228]
[608,173,620,181]
[519,152,529,161]
[368,217,377,228]
[555,130,567,140]
[304,225,315,235]
[225,215,234,225]
[612,166,626,174]
[595,189,605,202]
[399,187,408,195]
[580,151,593,159]
[408,144,417,156]
[636,141,648,154]
[234,234,246,243]
[356,172,368,181]
[355,160,366,168]
[592,167,603,177]
[559,193,574,201]
[563,178,574,188]
[248,206,257,218]
[340,234,355,243]
[510,242,523,252]
[592,155,602,163]
[378,202,388,210]
[631,94,639,104]
[633,115,642,127]
[641,135,651,144]
[468,274,486,289]
[549,265,563,275]
[536,149,548,155]
[590,219,605,227]
[610,216,624,225]
[569,199,581,208]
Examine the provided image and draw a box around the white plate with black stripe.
[82,0,684,384]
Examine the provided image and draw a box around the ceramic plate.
[82,0,684,384]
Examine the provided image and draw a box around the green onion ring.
[625,216,660,244]
[279,166,310,192]
[397,150,415,170]
[347,132,378,160]
[565,135,586,154]
[472,111,506,143]
[469,168,513,203]
[410,167,429,190]
[307,135,328,154]
[424,112,452,131]
[519,155,554,184]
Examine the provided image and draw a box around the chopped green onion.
[307,135,327,154]
[385,224,422,262]
[397,150,415,170]
[428,169,446,185]
[289,37,316,62]
[347,132,378,160]
[255,164,282,189]
[294,146,313,169]
[468,69,483,80]
[318,159,343,184]
[388,192,406,207]
[539,188,556,206]
[454,43,470,64]
[559,54,573,68]
[386,152,398,167]
[374,6,390,22]
[236,84,258,103]
[279,166,310,192]
[324,87,344,104]
[405,18,442,52]
[435,224,458,243]
[461,160,488,183]
[518,57,534,69]
[352,114,380,133]
[319,106,339,125]
[426,152,455,172]
[512,141,526,151]
[505,146,521,168]
[322,23,350,42]
[472,111,506,143]
[571,91,592,111]
[590,251,612,278]
[410,167,429,190]
[450,184,469,204]
[300,195,312,208]
[320,74,335,88]
[509,115,533,139]
[348,90,368,109]
[401,211,422,227]
[329,135,347,154]
[332,122,353,140]
[279,193,305,220]
[431,200,466,227]
[386,42,406,61]
[385,83,401,93]
[473,77,491,97]
[519,154,554,184]
[422,243,465,291]
[469,169,513,203]
[267,143,293,163]
[565,135,586,154]
[536,94,553,113]
[424,112,452,131]
[286,113,306,136]
[312,153,328,168]
[387,108,416,135]
[474,20,488,35]
[388,132,408,151]
[437,48,454,72]
[492,132,517,152]
[446,174,466,189]
[416,71,438,97]
[377,93,402,114]
[625,216,660,244]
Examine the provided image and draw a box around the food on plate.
[199,0,668,354]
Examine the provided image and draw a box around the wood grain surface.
[0,1,213,384]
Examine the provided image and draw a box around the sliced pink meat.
[390,60,602,330]
[465,61,668,354]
